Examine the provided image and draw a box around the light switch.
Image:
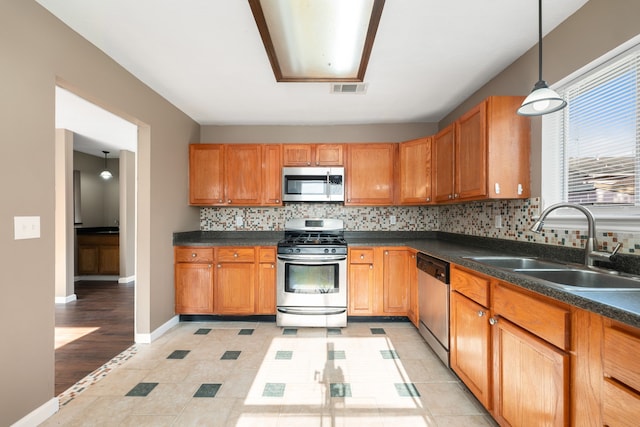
[14,216,41,240]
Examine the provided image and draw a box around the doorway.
[54,86,138,396]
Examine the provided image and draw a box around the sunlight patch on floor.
[55,326,100,349]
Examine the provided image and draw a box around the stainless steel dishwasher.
[417,252,450,367]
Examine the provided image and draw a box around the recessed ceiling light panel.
[249,0,385,82]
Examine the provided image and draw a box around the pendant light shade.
[100,150,113,180]
[517,0,567,116]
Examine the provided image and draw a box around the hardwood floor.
[55,280,134,395]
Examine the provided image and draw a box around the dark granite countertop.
[76,226,120,235]
[173,230,640,329]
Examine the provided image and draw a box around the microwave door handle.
[326,171,330,200]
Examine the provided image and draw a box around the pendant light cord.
[538,0,543,82]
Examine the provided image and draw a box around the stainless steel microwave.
[282,167,345,202]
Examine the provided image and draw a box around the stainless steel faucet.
[530,202,622,267]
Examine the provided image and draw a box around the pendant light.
[100,150,113,180]
[517,0,567,116]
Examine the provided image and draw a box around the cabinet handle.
[477,310,485,317]
[489,317,498,325]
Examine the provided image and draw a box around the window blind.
[556,47,640,206]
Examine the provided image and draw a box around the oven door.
[277,254,347,308]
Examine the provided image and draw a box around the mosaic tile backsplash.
[201,198,640,255]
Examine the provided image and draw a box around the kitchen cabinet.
[348,247,409,316]
[77,233,119,275]
[282,143,344,166]
[214,247,256,314]
[449,265,570,426]
[398,137,432,205]
[602,320,640,426]
[433,96,530,202]
[256,247,277,314]
[407,250,419,327]
[174,247,214,314]
[345,143,396,206]
[175,245,277,315]
[188,144,282,206]
[450,266,491,409]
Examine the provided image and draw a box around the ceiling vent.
[330,83,368,94]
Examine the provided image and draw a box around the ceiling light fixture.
[249,0,385,82]
[517,0,567,116]
[100,151,113,180]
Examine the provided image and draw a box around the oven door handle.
[277,307,347,316]
[277,254,347,262]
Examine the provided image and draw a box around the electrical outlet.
[390,215,397,225]
[235,215,243,227]
[494,214,503,229]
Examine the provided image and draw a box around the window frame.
[541,34,640,233]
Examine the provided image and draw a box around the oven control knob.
[331,248,336,253]
[295,248,301,253]
[324,248,329,254]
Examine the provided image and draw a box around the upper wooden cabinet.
[345,143,396,206]
[189,144,282,206]
[433,96,530,203]
[398,137,432,205]
[282,144,344,166]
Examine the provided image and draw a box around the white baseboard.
[135,315,179,344]
[118,275,135,284]
[75,275,118,282]
[11,397,58,427]
[55,294,77,304]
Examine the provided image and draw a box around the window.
[542,36,640,230]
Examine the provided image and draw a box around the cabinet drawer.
[492,282,570,350]
[451,266,489,307]
[217,247,255,262]
[603,378,640,427]
[349,248,374,264]
[604,325,640,392]
[175,247,214,263]
[259,247,276,263]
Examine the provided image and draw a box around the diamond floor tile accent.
[262,382,286,397]
[167,350,190,359]
[330,383,352,397]
[282,328,298,335]
[275,351,293,360]
[327,328,342,335]
[328,350,346,360]
[371,328,386,335]
[395,383,420,397]
[194,328,211,335]
[194,383,221,398]
[238,329,254,335]
[380,350,400,359]
[125,382,158,397]
[221,350,241,360]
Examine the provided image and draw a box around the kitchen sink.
[465,256,567,270]
[514,269,640,291]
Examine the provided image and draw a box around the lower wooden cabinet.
[77,233,119,275]
[348,247,410,316]
[174,245,276,315]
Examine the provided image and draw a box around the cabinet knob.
[369,264,373,269]
[315,161,319,166]
[489,317,498,325]
[448,194,453,199]
[233,253,238,258]
[191,253,197,257]
[360,254,365,259]
[477,310,485,317]
[276,199,280,203]
[454,193,459,198]
[217,264,221,268]
[347,199,351,202]
[384,251,389,255]
[208,264,212,268]
[271,264,275,268]
[228,199,232,203]
[218,199,223,203]
[426,197,431,202]
[307,162,311,166]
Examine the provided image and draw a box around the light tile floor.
[42,321,497,426]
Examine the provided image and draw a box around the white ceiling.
[41,0,588,152]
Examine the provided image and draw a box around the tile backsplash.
[201,198,639,255]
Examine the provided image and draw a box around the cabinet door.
[175,262,214,314]
[492,317,569,427]
[450,291,491,409]
[407,251,419,327]
[398,137,432,204]
[315,144,344,166]
[455,102,487,200]
[262,144,282,205]
[432,125,455,202]
[189,144,224,205]
[348,262,376,315]
[346,144,396,205]
[257,262,276,314]
[215,262,256,314]
[225,145,262,205]
[382,249,409,314]
[282,144,313,166]
[99,245,119,274]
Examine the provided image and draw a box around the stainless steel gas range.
[276,218,348,327]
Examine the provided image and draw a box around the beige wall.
[201,123,438,143]
[439,0,640,197]
[0,1,199,425]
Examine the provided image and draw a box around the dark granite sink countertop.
[173,230,640,329]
